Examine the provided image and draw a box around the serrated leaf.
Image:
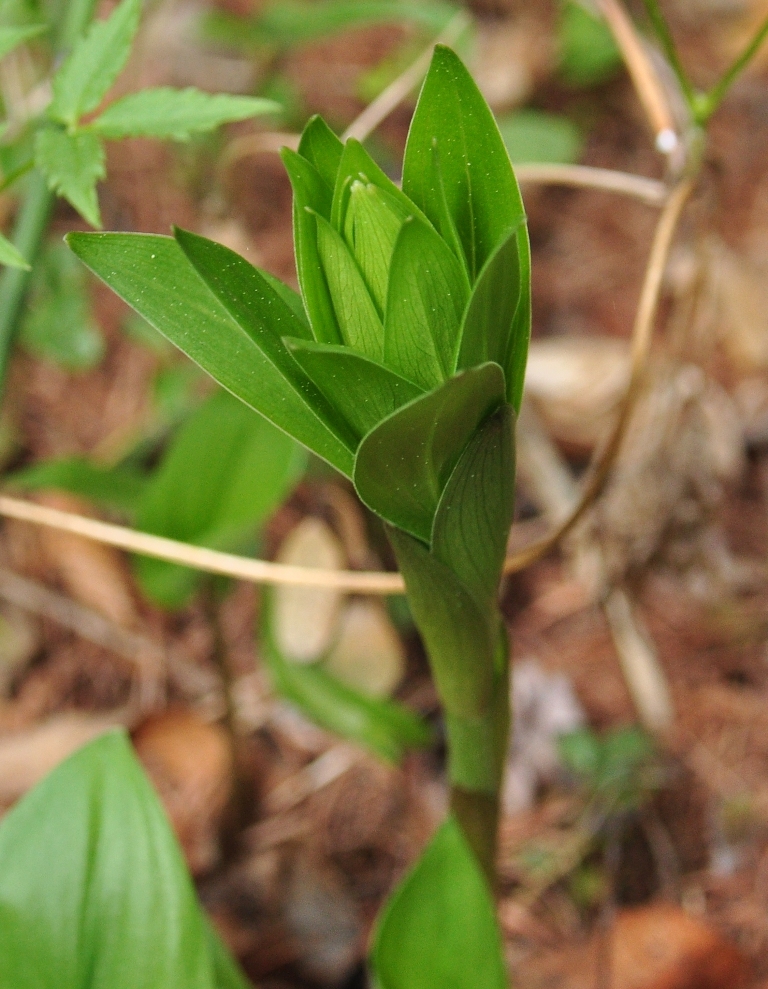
[48,0,142,127]
[35,128,105,227]
[384,216,469,390]
[67,232,355,476]
[314,212,383,360]
[0,232,30,270]
[456,223,529,411]
[0,730,227,989]
[387,525,495,717]
[353,363,505,542]
[0,23,46,62]
[372,816,508,989]
[430,404,515,610]
[90,88,279,140]
[286,337,422,442]
[297,114,343,190]
[262,591,432,762]
[403,45,525,281]
[281,147,343,344]
[135,389,306,607]
[343,180,408,314]
[7,456,146,514]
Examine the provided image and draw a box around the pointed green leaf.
[260,269,309,329]
[286,337,422,442]
[135,390,306,607]
[314,212,383,361]
[384,216,469,391]
[0,231,30,270]
[387,526,496,717]
[48,0,142,128]
[427,140,470,278]
[0,731,219,989]
[90,88,279,140]
[373,816,508,989]
[343,180,408,314]
[297,114,343,190]
[67,232,355,476]
[403,45,525,280]
[353,363,505,542]
[431,404,515,610]
[35,128,105,227]
[263,593,432,763]
[281,147,342,344]
[7,457,146,514]
[456,222,530,412]
[0,24,46,62]
[330,137,426,233]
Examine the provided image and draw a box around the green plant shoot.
[68,45,531,987]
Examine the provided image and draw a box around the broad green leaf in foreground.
[353,363,505,543]
[66,232,354,475]
[372,816,508,989]
[285,338,422,442]
[403,45,526,281]
[0,232,30,270]
[35,128,105,228]
[48,0,141,128]
[0,730,244,989]
[0,24,46,62]
[135,389,307,607]
[262,593,432,763]
[90,88,280,141]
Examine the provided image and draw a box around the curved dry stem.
[516,164,667,205]
[503,177,693,575]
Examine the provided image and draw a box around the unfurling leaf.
[35,128,105,228]
[90,88,279,140]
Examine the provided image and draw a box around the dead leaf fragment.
[322,599,404,698]
[273,518,346,664]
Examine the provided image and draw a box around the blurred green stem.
[639,0,694,105]
[0,0,99,402]
[695,13,768,123]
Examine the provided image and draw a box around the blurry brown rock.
[133,707,234,875]
[610,903,751,989]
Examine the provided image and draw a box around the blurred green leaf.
[67,231,355,476]
[354,363,505,542]
[34,128,105,227]
[90,89,279,141]
[559,727,602,782]
[0,23,46,61]
[0,232,30,270]
[262,592,432,762]
[372,816,508,989]
[18,242,103,367]
[559,1,621,87]
[497,109,583,164]
[0,730,246,988]
[48,0,141,127]
[7,456,146,513]
[135,389,307,607]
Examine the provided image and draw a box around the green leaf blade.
[49,0,142,127]
[353,363,505,542]
[403,45,525,280]
[0,232,30,270]
[0,24,47,62]
[34,128,105,227]
[90,88,279,140]
[286,337,423,443]
[373,816,508,989]
[384,216,469,391]
[297,114,343,190]
[66,232,355,476]
[7,457,146,514]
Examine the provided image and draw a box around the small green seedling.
[69,44,530,986]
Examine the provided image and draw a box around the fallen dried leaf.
[322,599,404,698]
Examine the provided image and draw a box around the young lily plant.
[69,46,531,988]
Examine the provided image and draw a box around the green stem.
[445,666,510,883]
[696,13,768,123]
[640,0,695,106]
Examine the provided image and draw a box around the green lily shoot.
[68,45,531,988]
